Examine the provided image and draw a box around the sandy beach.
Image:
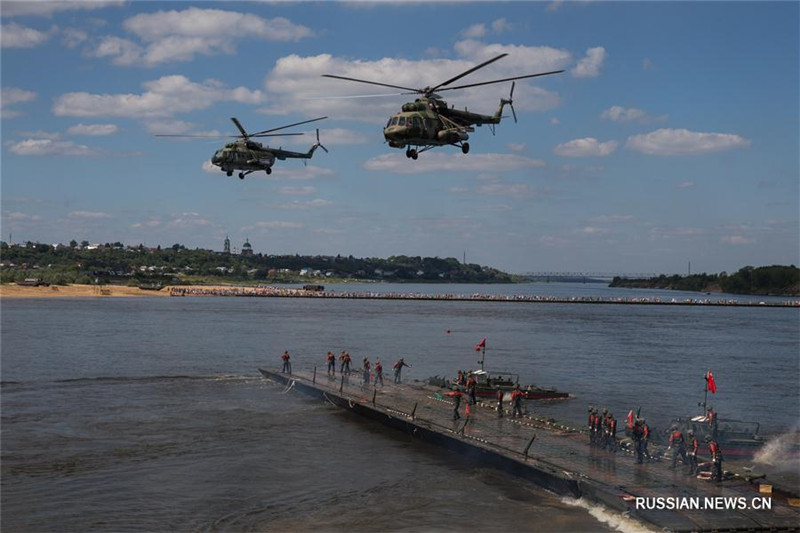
[0,283,173,298]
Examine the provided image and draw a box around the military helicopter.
[322,54,563,159]
[157,116,328,179]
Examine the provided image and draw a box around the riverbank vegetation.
[609,265,799,296]
[0,241,514,285]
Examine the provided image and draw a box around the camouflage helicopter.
[157,116,327,179]
[322,54,563,159]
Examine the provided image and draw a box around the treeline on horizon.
[609,265,800,296]
[0,240,513,285]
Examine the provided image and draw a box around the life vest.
[643,424,650,438]
[690,437,699,454]
[709,441,722,459]
[282,353,290,361]
[375,363,382,373]
[670,430,684,446]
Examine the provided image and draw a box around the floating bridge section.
[260,368,799,532]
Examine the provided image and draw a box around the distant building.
[241,238,253,256]
[224,235,230,254]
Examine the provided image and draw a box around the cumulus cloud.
[274,198,332,210]
[601,105,667,123]
[1,87,37,118]
[67,123,118,136]
[279,186,316,196]
[53,75,265,118]
[167,212,212,229]
[8,138,99,156]
[61,27,88,48]
[722,235,755,245]
[85,8,312,66]
[476,182,530,196]
[1,22,54,48]
[363,152,547,174]
[2,1,122,18]
[553,137,618,157]
[626,128,751,156]
[572,46,606,78]
[68,211,112,219]
[243,221,304,231]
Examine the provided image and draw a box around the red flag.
[626,410,634,428]
[475,338,486,352]
[705,370,717,394]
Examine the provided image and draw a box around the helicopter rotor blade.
[250,116,328,137]
[428,53,508,94]
[435,69,565,93]
[155,134,238,138]
[321,74,419,93]
[249,132,306,138]
[231,117,249,138]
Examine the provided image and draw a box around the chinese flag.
[705,370,717,394]
[627,410,634,428]
[475,338,486,351]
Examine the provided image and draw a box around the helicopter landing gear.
[226,170,233,177]
[405,148,418,160]
[461,142,470,154]
[265,167,272,175]
[238,172,245,180]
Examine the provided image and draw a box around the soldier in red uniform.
[496,388,504,418]
[511,385,524,417]
[445,387,464,420]
[393,358,411,383]
[326,351,336,376]
[588,407,597,445]
[686,430,700,475]
[706,435,724,482]
[342,352,352,375]
[641,419,652,462]
[631,419,645,464]
[281,350,292,374]
[374,359,384,386]
[466,374,477,405]
[362,357,371,385]
[668,426,687,469]
[604,413,617,452]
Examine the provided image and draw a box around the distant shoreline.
[3,283,798,307]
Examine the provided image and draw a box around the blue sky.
[2,1,798,275]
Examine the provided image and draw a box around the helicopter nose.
[383,126,404,142]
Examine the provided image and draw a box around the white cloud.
[167,212,212,229]
[626,128,751,156]
[274,198,332,210]
[68,211,112,219]
[62,27,88,48]
[1,87,37,118]
[507,142,526,152]
[8,138,98,156]
[476,182,529,196]
[461,24,487,38]
[271,165,335,181]
[67,123,118,136]
[553,137,618,157]
[279,186,316,196]
[1,22,53,48]
[363,152,547,174]
[572,46,606,78]
[53,75,265,118]
[2,1,122,18]
[676,180,695,189]
[243,221,304,231]
[131,217,162,229]
[601,105,668,123]
[722,235,755,245]
[85,8,313,66]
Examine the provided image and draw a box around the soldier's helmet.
[705,435,712,442]
[602,408,608,414]
[687,430,694,436]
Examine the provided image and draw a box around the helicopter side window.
[398,117,406,126]
[386,118,393,128]
[391,117,399,126]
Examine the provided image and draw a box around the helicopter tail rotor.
[315,129,329,153]
[501,82,518,123]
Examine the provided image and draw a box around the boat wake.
[560,496,658,533]
[753,423,800,471]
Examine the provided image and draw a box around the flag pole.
[479,345,485,371]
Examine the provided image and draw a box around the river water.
[2,283,798,531]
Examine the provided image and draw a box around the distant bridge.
[521,272,664,282]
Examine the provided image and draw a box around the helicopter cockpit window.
[398,117,406,126]
[386,118,393,128]
[390,117,399,126]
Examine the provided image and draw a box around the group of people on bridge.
[281,350,412,386]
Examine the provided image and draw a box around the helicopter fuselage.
[382,96,506,150]
[211,141,276,173]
